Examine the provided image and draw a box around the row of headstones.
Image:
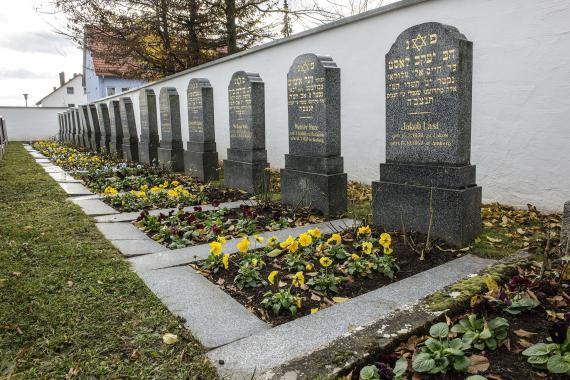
[58,22,482,247]
[0,117,7,160]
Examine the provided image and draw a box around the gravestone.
[184,79,219,181]
[70,109,78,146]
[138,89,160,165]
[119,97,140,161]
[62,112,68,143]
[73,109,83,147]
[81,105,93,150]
[109,101,124,157]
[89,104,102,152]
[97,103,112,152]
[158,87,185,171]
[562,201,570,242]
[66,111,72,143]
[281,53,347,216]
[372,22,481,247]
[58,114,62,142]
[224,71,269,193]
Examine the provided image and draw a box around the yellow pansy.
[171,180,180,187]
[254,235,264,244]
[150,186,161,193]
[209,241,222,256]
[292,271,304,287]
[311,308,319,314]
[316,243,325,253]
[268,270,278,285]
[135,191,146,199]
[140,184,149,191]
[306,262,314,271]
[167,189,178,198]
[362,241,373,255]
[163,181,169,188]
[217,236,227,244]
[357,225,372,236]
[104,186,118,196]
[308,228,321,238]
[319,256,333,268]
[327,233,342,246]
[298,233,313,247]
[379,233,392,248]
[280,235,294,249]
[252,258,258,267]
[222,253,230,269]
[268,236,279,247]
[288,240,299,254]
[294,298,302,309]
[384,246,393,255]
[237,237,250,253]
[351,253,361,261]
[181,189,190,197]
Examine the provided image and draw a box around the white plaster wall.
[0,107,66,140]
[39,76,87,107]
[89,0,570,212]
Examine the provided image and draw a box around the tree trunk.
[225,0,237,54]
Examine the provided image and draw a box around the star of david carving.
[411,34,427,51]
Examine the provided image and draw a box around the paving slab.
[129,218,354,271]
[207,255,495,379]
[96,222,148,240]
[30,152,47,159]
[69,198,119,216]
[57,182,93,196]
[48,172,82,183]
[95,200,251,223]
[35,158,51,163]
[136,266,270,348]
[71,194,103,200]
[43,166,66,173]
[108,239,165,257]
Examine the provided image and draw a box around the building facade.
[35,73,87,108]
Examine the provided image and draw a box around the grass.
[0,143,218,379]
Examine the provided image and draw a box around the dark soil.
[196,229,459,325]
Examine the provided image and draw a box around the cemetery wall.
[89,0,569,211]
[0,107,65,141]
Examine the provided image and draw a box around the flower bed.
[192,226,459,325]
[136,204,324,249]
[352,241,569,380]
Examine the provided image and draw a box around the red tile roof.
[85,28,142,79]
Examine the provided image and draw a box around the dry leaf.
[518,338,533,348]
[332,297,350,303]
[514,329,537,338]
[162,333,178,345]
[468,354,490,374]
[486,236,503,243]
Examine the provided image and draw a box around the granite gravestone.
[61,112,67,142]
[281,53,347,216]
[138,89,160,165]
[158,87,185,171]
[109,101,124,157]
[562,201,570,242]
[223,72,269,193]
[58,114,62,142]
[66,111,72,144]
[372,22,481,247]
[89,104,102,152]
[119,97,140,161]
[97,103,112,152]
[72,109,80,147]
[81,105,93,150]
[184,79,219,181]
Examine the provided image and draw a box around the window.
[67,87,74,94]
[68,104,75,107]
[121,87,129,92]
[106,87,116,96]
[83,87,87,94]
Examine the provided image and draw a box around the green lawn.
[0,143,217,379]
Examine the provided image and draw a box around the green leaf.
[393,357,408,377]
[359,365,380,380]
[430,322,449,339]
[488,317,509,330]
[449,338,464,350]
[527,355,549,365]
[443,348,465,356]
[466,376,488,380]
[523,343,555,357]
[266,249,282,258]
[453,355,471,371]
[412,353,436,373]
[425,338,443,352]
[547,354,570,374]
[451,324,467,333]
[479,326,492,340]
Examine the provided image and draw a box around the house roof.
[35,74,83,106]
[84,28,143,79]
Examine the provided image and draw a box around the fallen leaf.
[332,297,350,303]
[162,333,178,345]
[514,329,537,338]
[468,354,490,374]
[486,236,503,243]
[518,338,533,348]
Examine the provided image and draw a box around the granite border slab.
[69,198,119,216]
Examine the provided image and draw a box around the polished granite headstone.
[158,87,185,172]
[224,71,269,193]
[81,105,93,150]
[372,22,481,247]
[109,101,124,157]
[138,89,160,165]
[184,78,219,181]
[281,53,347,216]
[120,97,140,161]
[89,104,102,152]
[562,201,570,242]
[97,103,112,153]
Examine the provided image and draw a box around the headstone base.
[223,159,269,194]
[372,181,482,247]
[90,137,100,153]
[109,141,123,158]
[562,201,570,242]
[158,141,185,172]
[102,137,111,154]
[280,168,347,216]
[122,140,139,162]
[184,150,219,182]
[138,139,159,165]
